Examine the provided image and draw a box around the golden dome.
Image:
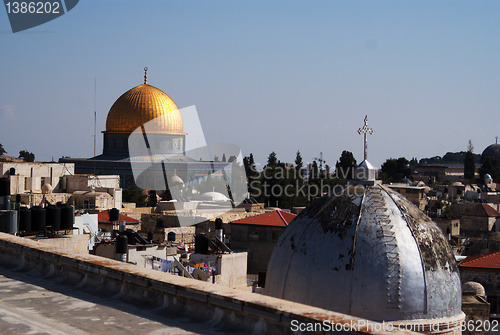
[105,83,184,134]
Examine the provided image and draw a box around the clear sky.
[1,0,499,169]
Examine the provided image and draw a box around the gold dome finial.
[144,67,148,84]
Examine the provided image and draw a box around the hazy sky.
[1,1,499,168]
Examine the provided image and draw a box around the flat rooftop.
[0,269,220,335]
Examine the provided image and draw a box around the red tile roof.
[231,210,296,227]
[98,209,139,224]
[463,203,500,217]
[459,250,500,270]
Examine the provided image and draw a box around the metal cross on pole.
[357,115,373,161]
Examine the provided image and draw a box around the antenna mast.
[93,77,97,178]
[314,152,325,171]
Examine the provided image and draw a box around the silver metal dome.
[265,184,461,322]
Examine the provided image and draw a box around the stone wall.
[0,232,421,335]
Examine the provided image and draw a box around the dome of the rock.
[105,83,183,134]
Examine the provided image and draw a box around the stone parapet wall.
[0,232,421,335]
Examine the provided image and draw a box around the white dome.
[201,192,229,202]
[265,184,461,322]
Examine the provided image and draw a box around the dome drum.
[103,132,185,157]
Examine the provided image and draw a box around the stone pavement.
[0,269,223,335]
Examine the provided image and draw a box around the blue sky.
[1,1,499,168]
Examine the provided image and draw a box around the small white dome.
[201,192,229,202]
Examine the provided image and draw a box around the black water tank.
[0,212,4,233]
[215,218,223,230]
[0,178,10,196]
[31,206,46,231]
[116,235,128,254]
[156,218,164,230]
[195,234,209,254]
[125,230,136,245]
[46,205,61,230]
[258,272,267,288]
[59,204,74,230]
[0,211,16,234]
[109,208,119,222]
[19,207,31,232]
[167,231,176,242]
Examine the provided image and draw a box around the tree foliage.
[419,151,480,165]
[380,157,412,183]
[464,151,475,181]
[0,143,6,156]
[479,157,500,183]
[123,185,148,207]
[19,150,35,162]
[294,150,303,170]
[243,153,261,199]
[267,151,278,167]
[335,151,357,182]
[148,190,158,207]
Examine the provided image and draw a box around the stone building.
[461,282,490,335]
[0,162,74,194]
[97,209,139,232]
[230,210,296,275]
[0,162,122,210]
[460,203,500,237]
[413,164,475,183]
[459,251,500,316]
[386,183,428,210]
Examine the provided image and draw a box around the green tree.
[0,143,6,156]
[335,151,357,182]
[148,190,158,207]
[243,153,261,199]
[267,151,278,167]
[409,157,418,169]
[123,185,148,207]
[479,157,500,183]
[19,150,35,162]
[464,140,475,181]
[295,150,303,170]
[380,157,412,183]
